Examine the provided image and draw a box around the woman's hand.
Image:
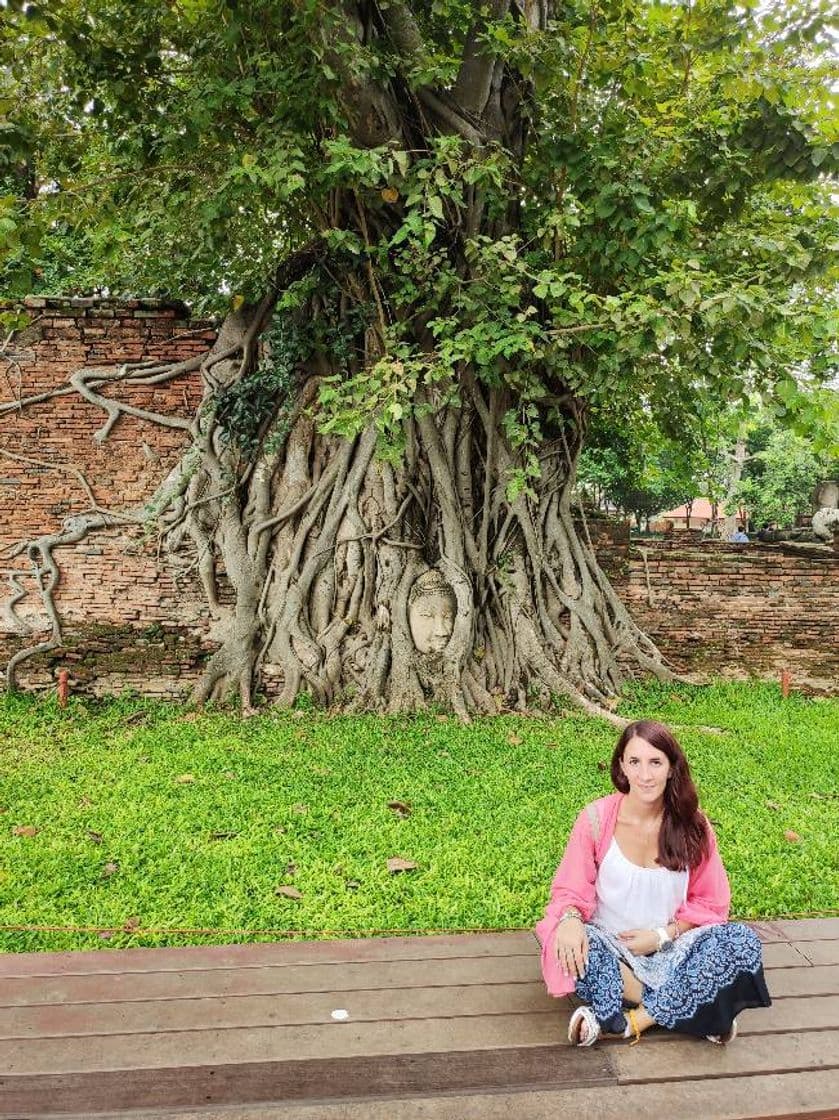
[618,928,660,956]
[555,918,589,979]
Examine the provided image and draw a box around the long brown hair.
[610,719,710,870]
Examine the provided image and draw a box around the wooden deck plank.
[798,940,839,967]
[0,981,562,1039]
[0,953,543,1007]
[0,1012,564,1075]
[1,974,836,1043]
[769,919,839,942]
[0,1044,615,1117]
[733,994,839,1032]
[0,994,837,1076]
[12,1068,839,1120]
[613,1030,839,1083]
[2,918,833,980]
[0,932,538,978]
[763,941,819,967]
[767,964,839,997]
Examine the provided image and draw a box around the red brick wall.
[1,300,836,698]
[617,538,839,692]
[1,298,216,694]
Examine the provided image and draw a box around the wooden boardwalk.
[0,919,837,1120]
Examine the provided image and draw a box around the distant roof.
[657,498,744,520]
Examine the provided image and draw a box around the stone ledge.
[16,295,192,315]
[2,297,219,330]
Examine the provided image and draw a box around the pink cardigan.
[534,791,731,997]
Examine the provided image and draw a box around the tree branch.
[452,0,511,118]
[416,88,486,146]
[378,0,425,59]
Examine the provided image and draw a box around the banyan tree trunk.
[170,316,672,726]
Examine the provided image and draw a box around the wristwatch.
[656,926,674,951]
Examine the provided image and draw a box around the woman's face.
[620,735,671,804]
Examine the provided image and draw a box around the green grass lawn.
[0,681,836,953]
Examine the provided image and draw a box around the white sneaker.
[707,1018,738,1045]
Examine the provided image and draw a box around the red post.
[781,669,790,699]
[57,669,69,708]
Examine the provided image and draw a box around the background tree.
[734,428,829,527]
[1,0,837,721]
[576,416,695,529]
[733,393,839,527]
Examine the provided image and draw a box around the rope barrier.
[0,923,530,937]
[1,910,836,939]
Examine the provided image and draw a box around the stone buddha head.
[408,568,456,654]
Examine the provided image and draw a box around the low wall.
[619,539,839,691]
[1,298,218,695]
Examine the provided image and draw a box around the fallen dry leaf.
[345,879,360,891]
[102,862,119,877]
[275,885,302,900]
[387,857,418,874]
[765,800,781,812]
[12,825,38,837]
[87,830,104,844]
[123,916,141,932]
[381,186,399,203]
[78,796,93,808]
[292,803,308,814]
[284,861,298,876]
[387,801,411,818]
[507,733,522,746]
[784,830,801,843]
[175,774,195,784]
[120,711,151,727]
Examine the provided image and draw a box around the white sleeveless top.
[593,838,688,935]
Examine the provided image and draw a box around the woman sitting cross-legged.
[535,719,772,1046]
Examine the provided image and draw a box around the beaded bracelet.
[559,906,583,924]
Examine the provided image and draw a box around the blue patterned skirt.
[575,922,772,1037]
